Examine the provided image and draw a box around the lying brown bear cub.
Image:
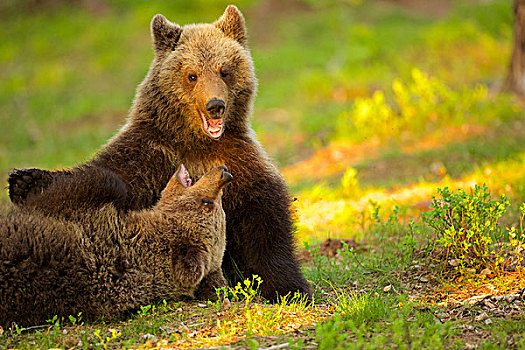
[8,5,310,300]
[0,165,231,328]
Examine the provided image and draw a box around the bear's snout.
[220,169,233,183]
[206,98,226,118]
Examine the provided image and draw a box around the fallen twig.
[259,343,290,350]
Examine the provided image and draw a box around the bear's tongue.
[200,110,224,139]
[208,118,222,130]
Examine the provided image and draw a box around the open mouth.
[199,111,224,139]
[177,164,193,188]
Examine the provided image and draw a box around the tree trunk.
[503,0,525,96]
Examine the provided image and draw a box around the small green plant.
[423,184,524,275]
[137,304,155,317]
[387,205,407,226]
[400,234,417,263]
[68,312,82,326]
[229,275,263,305]
[46,315,63,333]
[158,299,172,313]
[208,286,229,311]
[506,203,525,271]
[332,288,392,326]
[12,324,24,337]
[94,328,121,350]
[369,200,382,225]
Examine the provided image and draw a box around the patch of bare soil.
[300,238,359,262]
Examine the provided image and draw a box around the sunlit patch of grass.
[295,177,475,242]
[329,288,392,326]
[423,271,525,307]
[294,150,525,243]
[171,299,324,349]
[283,139,381,186]
[334,67,520,145]
[284,117,521,191]
[163,278,327,349]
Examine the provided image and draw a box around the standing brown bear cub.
[8,5,310,300]
[1,165,231,328]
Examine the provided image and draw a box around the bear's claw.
[8,168,54,204]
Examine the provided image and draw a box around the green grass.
[1,208,524,348]
[0,300,208,349]
[0,0,516,172]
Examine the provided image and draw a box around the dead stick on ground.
[259,343,290,350]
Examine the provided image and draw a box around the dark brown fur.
[0,166,230,328]
[8,5,310,300]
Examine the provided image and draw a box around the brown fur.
[8,5,310,300]
[0,166,230,328]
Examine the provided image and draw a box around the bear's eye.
[201,198,214,207]
[220,68,229,78]
[188,74,198,82]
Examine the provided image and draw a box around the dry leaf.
[483,300,495,308]
[475,312,489,322]
[465,268,477,275]
[448,259,459,267]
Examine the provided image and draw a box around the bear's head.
[157,163,232,217]
[149,5,257,141]
[152,164,231,290]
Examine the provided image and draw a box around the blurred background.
[0,0,523,242]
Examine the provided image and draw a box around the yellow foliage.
[141,277,328,349]
[295,154,525,243]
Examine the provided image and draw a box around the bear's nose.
[206,98,225,118]
[220,169,233,183]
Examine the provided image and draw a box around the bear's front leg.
[20,167,129,220]
[193,269,227,301]
[8,168,55,204]
[222,167,311,302]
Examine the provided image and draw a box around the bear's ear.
[214,5,247,47]
[151,14,183,54]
